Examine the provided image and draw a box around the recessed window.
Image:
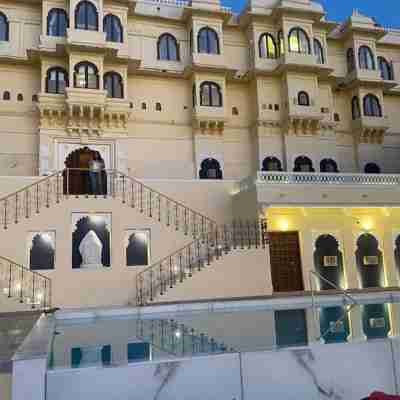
[75,1,98,31]
[347,48,355,73]
[199,158,223,180]
[103,14,123,43]
[157,33,179,61]
[358,46,375,70]
[3,91,10,101]
[0,12,9,42]
[232,107,239,116]
[288,27,310,54]
[378,56,394,81]
[17,94,23,102]
[313,38,325,64]
[363,94,382,117]
[274,104,279,111]
[334,113,340,122]
[320,159,339,173]
[197,27,220,55]
[104,71,123,98]
[141,102,147,110]
[156,102,162,111]
[259,33,277,59]
[262,156,282,172]
[200,82,222,107]
[364,162,381,174]
[74,62,98,89]
[46,67,68,94]
[297,91,310,106]
[294,156,314,172]
[47,8,68,37]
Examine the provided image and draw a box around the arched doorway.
[63,146,107,195]
[314,234,344,290]
[199,158,223,180]
[355,233,383,288]
[262,156,282,172]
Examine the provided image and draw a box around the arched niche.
[126,230,150,267]
[355,233,384,288]
[29,232,55,270]
[393,234,400,280]
[362,303,390,339]
[314,234,344,290]
[319,306,350,344]
[72,214,111,269]
[199,158,223,180]
[63,146,107,195]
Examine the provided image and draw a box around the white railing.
[257,171,400,186]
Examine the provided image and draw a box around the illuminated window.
[359,46,375,70]
[288,27,310,54]
[259,33,277,59]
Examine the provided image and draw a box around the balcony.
[37,93,67,131]
[341,68,384,89]
[189,53,227,73]
[352,116,389,144]
[66,29,107,52]
[283,102,324,135]
[192,105,226,135]
[276,52,333,76]
[238,171,400,207]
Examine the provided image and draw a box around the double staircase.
[0,170,267,310]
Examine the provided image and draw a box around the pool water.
[49,300,395,370]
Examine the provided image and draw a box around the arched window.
[74,62,99,89]
[197,27,219,54]
[3,91,10,100]
[313,38,324,64]
[46,67,68,94]
[363,94,382,117]
[104,71,123,98]
[0,12,9,41]
[200,82,222,107]
[157,33,179,61]
[352,96,361,120]
[294,156,314,172]
[364,162,381,174]
[232,107,239,116]
[378,56,393,81]
[192,84,196,107]
[259,33,277,59]
[156,102,162,111]
[358,46,375,70]
[278,30,284,56]
[47,8,68,37]
[297,91,310,106]
[320,159,338,173]
[347,48,355,73]
[75,1,98,31]
[288,27,310,54]
[199,158,223,180]
[17,93,23,102]
[262,156,282,172]
[103,14,123,43]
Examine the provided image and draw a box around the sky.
[222,0,398,29]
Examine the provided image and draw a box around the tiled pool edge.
[12,314,55,400]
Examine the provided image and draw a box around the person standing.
[89,153,102,195]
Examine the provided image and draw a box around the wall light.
[361,218,373,231]
[278,219,290,232]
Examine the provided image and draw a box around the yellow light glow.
[361,218,373,231]
[278,219,290,231]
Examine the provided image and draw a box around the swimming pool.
[48,294,399,370]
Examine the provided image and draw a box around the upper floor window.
[358,46,375,70]
[74,62,98,89]
[199,158,223,180]
[157,33,179,61]
[320,159,338,173]
[294,156,314,172]
[278,30,284,55]
[378,56,394,81]
[47,8,68,37]
[363,94,382,117]
[298,91,310,106]
[198,27,219,55]
[347,48,355,73]
[288,27,310,54]
[200,82,222,107]
[262,156,282,172]
[259,33,277,59]
[0,12,9,41]
[364,162,381,174]
[104,71,123,98]
[46,67,68,94]
[75,1,98,31]
[103,14,123,43]
[313,38,325,64]
[352,96,361,120]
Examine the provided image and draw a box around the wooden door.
[269,232,304,292]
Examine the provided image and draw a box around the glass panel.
[289,32,299,52]
[168,38,178,60]
[113,76,122,98]
[159,37,168,60]
[112,17,122,42]
[87,5,97,31]
[208,30,218,54]
[267,35,276,58]
[87,73,98,89]
[198,30,208,53]
[201,84,210,106]
[0,16,7,41]
[211,84,220,106]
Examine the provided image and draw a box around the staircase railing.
[136,219,268,306]
[65,169,218,239]
[309,270,358,342]
[0,256,51,309]
[0,172,64,230]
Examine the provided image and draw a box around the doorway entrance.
[269,231,304,292]
[63,146,107,195]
